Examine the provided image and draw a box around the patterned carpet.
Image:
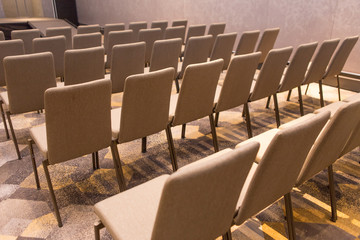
[0,81,359,240]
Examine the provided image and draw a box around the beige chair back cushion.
[341,121,360,156]
[235,30,260,55]
[256,28,280,63]
[207,22,226,55]
[77,24,100,34]
[11,29,41,54]
[46,26,73,49]
[0,39,25,86]
[164,26,186,43]
[45,79,112,165]
[73,32,102,49]
[4,52,56,114]
[210,32,237,69]
[0,31,4,41]
[118,68,174,143]
[151,21,168,37]
[139,28,163,64]
[185,24,206,44]
[104,23,126,54]
[64,46,105,86]
[106,30,134,68]
[128,21,147,41]
[172,19,187,28]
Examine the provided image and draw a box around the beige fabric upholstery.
[185,24,206,44]
[77,24,100,34]
[114,68,174,143]
[4,52,56,114]
[73,32,102,49]
[29,125,48,158]
[255,28,280,63]
[164,26,186,43]
[234,111,330,225]
[103,23,126,54]
[250,47,293,102]
[0,92,9,110]
[235,30,260,55]
[210,32,237,69]
[302,38,340,85]
[343,93,360,102]
[44,79,112,164]
[33,36,66,78]
[106,30,133,68]
[0,31,4,41]
[171,59,224,126]
[46,26,73,49]
[341,121,360,156]
[64,46,105,86]
[110,42,145,93]
[207,23,226,55]
[139,28,163,64]
[0,39,25,86]
[128,21,147,41]
[214,52,261,113]
[314,101,346,117]
[172,19,188,28]
[151,20,168,37]
[11,29,41,54]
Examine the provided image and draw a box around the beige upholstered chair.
[230,111,330,240]
[0,31,4,41]
[46,26,73,49]
[103,23,126,54]
[105,30,133,69]
[64,46,105,86]
[172,19,188,28]
[255,28,280,67]
[235,30,260,55]
[94,143,259,240]
[128,21,147,41]
[77,24,100,34]
[72,32,102,49]
[151,20,168,37]
[164,26,186,43]
[11,29,41,54]
[213,52,261,138]
[138,28,163,66]
[33,36,66,80]
[207,22,226,56]
[184,24,206,45]
[0,52,56,159]
[210,32,237,70]
[28,79,119,227]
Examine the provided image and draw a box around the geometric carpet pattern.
[0,81,359,240]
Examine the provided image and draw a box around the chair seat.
[314,101,346,118]
[343,92,360,102]
[168,93,179,123]
[56,82,65,87]
[236,162,258,209]
[29,124,48,159]
[144,66,150,73]
[104,74,111,80]
[213,85,222,109]
[0,91,9,111]
[111,107,122,140]
[95,175,169,240]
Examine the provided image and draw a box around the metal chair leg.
[284,193,296,240]
[222,229,233,240]
[6,111,21,159]
[110,141,126,192]
[165,125,178,171]
[273,94,281,127]
[319,80,325,107]
[142,137,147,153]
[244,102,253,138]
[304,83,310,95]
[266,96,271,109]
[28,139,40,190]
[181,124,186,139]
[0,101,9,139]
[298,86,304,116]
[209,114,219,152]
[336,75,341,101]
[92,153,96,170]
[95,151,100,169]
[43,159,63,227]
[94,220,104,240]
[215,112,220,127]
[175,77,180,93]
[328,165,337,222]
[287,89,292,101]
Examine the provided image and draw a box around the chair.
[64,46,105,86]
[0,31,5,40]
[138,28,163,66]
[33,36,66,80]
[255,28,280,67]
[151,20,168,37]
[128,21,147,41]
[164,26,186,43]
[94,142,259,240]
[28,79,121,227]
[103,23,126,54]
[209,32,237,70]
[184,24,206,45]
[168,59,224,166]
[172,19,188,28]
[46,26,73,49]
[77,24,101,34]
[11,29,41,54]
[207,22,226,56]
[0,52,56,159]
[235,30,260,55]
[105,30,133,69]
[72,32,102,49]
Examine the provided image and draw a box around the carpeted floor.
[0,81,359,240]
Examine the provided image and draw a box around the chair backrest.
[33,36,66,78]
[179,35,213,79]
[73,32,102,49]
[340,121,360,157]
[149,38,182,79]
[207,23,226,55]
[0,31,5,41]
[46,26,73,49]
[164,26,186,43]
[11,29,41,54]
[139,28,163,65]
[235,30,260,55]
[302,38,340,85]
[172,59,223,126]
[77,24,101,34]
[103,23,126,54]
[110,42,145,93]
[250,47,293,102]
[234,111,330,225]
[210,32,237,70]
[296,100,360,185]
[151,20,168,37]
[185,24,206,44]
[128,21,147,41]
[64,46,105,86]
[151,143,260,240]
[255,28,280,63]
[278,42,318,92]
[172,19,187,28]
[214,52,261,113]
[0,39,25,86]
[45,79,112,165]
[106,30,133,68]
[118,68,174,143]
[323,36,359,79]
[4,52,56,114]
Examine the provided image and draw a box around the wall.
[76,0,360,73]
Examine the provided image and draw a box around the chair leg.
[181,124,186,139]
[175,77,180,93]
[304,83,310,95]
[92,153,96,170]
[43,159,63,227]
[209,114,219,152]
[319,80,325,107]
[287,89,292,101]
[244,103,253,138]
[142,137,147,153]
[336,75,341,101]
[165,125,178,171]
[28,139,40,190]
[6,111,21,159]
[222,229,233,240]
[110,141,126,192]
[266,96,271,109]
[284,193,296,240]
[94,220,104,240]
[273,94,281,128]
[0,100,9,139]
[328,165,337,222]
[215,112,220,127]
[297,86,304,116]
[95,151,100,169]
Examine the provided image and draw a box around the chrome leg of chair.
[304,83,310,95]
[28,139,40,190]
[273,94,281,127]
[222,229,232,240]
[142,137,147,153]
[43,159,62,227]
[209,114,219,152]
[298,86,304,116]
[95,151,100,169]
[165,125,178,171]
[328,165,337,222]
[336,75,341,101]
[175,77,180,93]
[110,141,126,192]
[287,89,292,101]
[0,101,9,139]
[319,80,325,107]
[94,220,104,240]
[181,124,186,139]
[92,153,96,170]
[244,102,253,138]
[284,193,296,240]
[215,112,220,127]
[266,96,271,109]
[6,111,21,159]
